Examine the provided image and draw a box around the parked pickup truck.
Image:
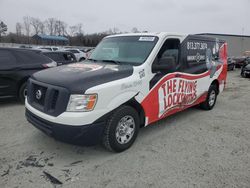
[25,33,228,152]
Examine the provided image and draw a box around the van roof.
[105,32,226,43]
[105,32,187,39]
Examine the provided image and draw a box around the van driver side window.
[158,39,180,63]
[152,39,180,73]
[150,39,180,89]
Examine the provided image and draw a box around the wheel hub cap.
[209,90,216,106]
[115,115,135,144]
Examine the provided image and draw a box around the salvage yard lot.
[0,70,250,188]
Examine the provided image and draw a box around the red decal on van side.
[218,43,228,88]
[141,71,210,125]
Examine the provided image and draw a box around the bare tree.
[69,25,78,36]
[131,27,139,33]
[30,17,42,35]
[23,16,31,37]
[106,28,113,35]
[16,22,22,36]
[54,20,67,36]
[76,23,84,36]
[105,27,120,35]
[69,23,83,36]
[60,21,68,36]
[45,18,56,35]
[39,21,46,34]
[54,20,60,35]
[112,27,120,34]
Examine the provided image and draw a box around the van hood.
[32,61,133,93]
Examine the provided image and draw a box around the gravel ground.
[0,69,250,188]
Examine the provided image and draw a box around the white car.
[38,46,60,51]
[64,49,86,61]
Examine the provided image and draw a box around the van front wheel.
[200,85,218,110]
[102,106,140,152]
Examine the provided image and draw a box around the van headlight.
[66,94,97,112]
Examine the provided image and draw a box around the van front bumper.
[25,108,105,146]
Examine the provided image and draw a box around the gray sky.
[0,0,249,35]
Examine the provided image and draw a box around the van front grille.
[27,79,70,117]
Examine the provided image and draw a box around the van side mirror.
[152,57,176,73]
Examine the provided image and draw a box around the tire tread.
[102,105,139,152]
[200,84,217,110]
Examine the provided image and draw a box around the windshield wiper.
[88,58,121,64]
[101,59,120,64]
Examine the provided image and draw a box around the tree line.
[0,17,141,47]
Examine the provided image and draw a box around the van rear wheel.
[200,85,217,110]
[102,105,139,152]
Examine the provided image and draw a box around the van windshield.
[89,36,158,65]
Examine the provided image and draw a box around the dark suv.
[241,57,250,78]
[0,48,57,102]
[227,57,235,71]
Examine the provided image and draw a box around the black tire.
[19,82,27,103]
[241,71,246,78]
[228,65,233,71]
[200,84,218,110]
[231,65,235,71]
[102,105,140,152]
[79,57,85,62]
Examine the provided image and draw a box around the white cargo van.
[25,32,228,152]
